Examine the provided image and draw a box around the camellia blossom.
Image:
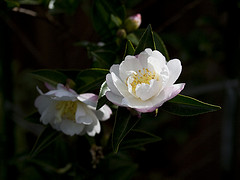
[34,84,112,136]
[105,48,185,113]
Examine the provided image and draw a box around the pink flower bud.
[124,13,142,32]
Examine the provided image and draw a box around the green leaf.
[18,0,41,5]
[50,0,81,14]
[124,40,135,57]
[126,33,139,46]
[111,14,122,27]
[96,81,109,110]
[161,94,221,116]
[25,111,41,124]
[26,158,72,174]
[91,0,110,39]
[29,126,61,158]
[4,0,20,8]
[134,24,156,55]
[120,129,162,150]
[30,69,67,86]
[91,50,116,68]
[75,68,109,93]
[153,32,170,60]
[112,107,140,153]
[96,153,138,180]
[91,0,126,40]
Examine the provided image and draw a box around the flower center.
[56,101,77,121]
[130,68,158,93]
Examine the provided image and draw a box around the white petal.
[151,83,185,108]
[60,119,84,136]
[40,105,55,124]
[166,59,182,87]
[122,95,147,108]
[135,106,158,113]
[126,74,137,97]
[105,91,125,107]
[111,72,130,98]
[151,50,166,62]
[77,93,98,107]
[36,86,44,95]
[45,89,77,99]
[34,95,52,114]
[75,102,86,118]
[56,84,78,95]
[85,119,101,136]
[110,64,120,76]
[144,48,153,55]
[137,50,149,68]
[119,55,142,82]
[135,79,161,101]
[106,74,121,96]
[147,56,167,74]
[76,104,96,125]
[95,104,112,121]
[77,116,93,125]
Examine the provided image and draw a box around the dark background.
[1,0,240,179]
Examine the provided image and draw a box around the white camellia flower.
[34,84,112,136]
[106,48,185,113]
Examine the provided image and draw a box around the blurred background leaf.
[75,68,109,93]
[30,69,68,86]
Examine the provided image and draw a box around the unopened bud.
[124,13,141,32]
[116,28,127,39]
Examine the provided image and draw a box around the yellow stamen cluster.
[130,68,156,93]
[56,101,77,121]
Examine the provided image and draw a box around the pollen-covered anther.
[56,101,77,121]
[130,68,157,93]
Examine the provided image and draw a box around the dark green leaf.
[96,81,109,110]
[112,107,140,153]
[25,111,41,124]
[75,68,109,93]
[29,126,61,158]
[91,0,126,40]
[96,153,138,180]
[124,40,135,57]
[126,33,139,46]
[153,32,169,60]
[111,14,122,27]
[30,69,67,86]
[26,158,72,174]
[50,0,81,14]
[91,50,116,68]
[161,94,221,116]
[18,0,41,5]
[91,0,109,38]
[4,0,19,8]
[120,129,162,150]
[134,24,156,55]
